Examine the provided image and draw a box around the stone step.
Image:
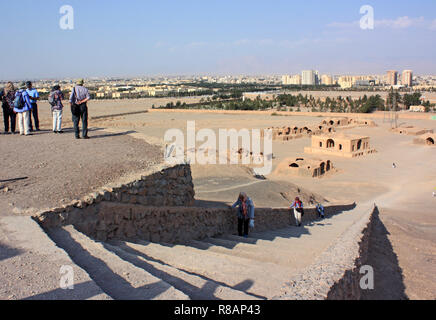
[218,231,313,249]
[122,239,295,299]
[187,238,300,268]
[47,226,189,300]
[0,216,111,300]
[105,240,260,300]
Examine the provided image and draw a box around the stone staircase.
[46,207,362,300]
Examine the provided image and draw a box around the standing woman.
[2,82,17,134]
[49,85,64,133]
[14,82,33,136]
[231,192,255,238]
[290,197,305,227]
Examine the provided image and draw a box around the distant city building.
[338,76,354,89]
[338,75,375,89]
[402,70,413,87]
[282,74,302,85]
[386,70,398,86]
[321,75,334,85]
[302,70,317,86]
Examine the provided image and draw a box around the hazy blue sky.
[1,0,435,79]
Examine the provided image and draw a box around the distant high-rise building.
[402,70,413,87]
[302,70,316,85]
[321,74,334,85]
[282,74,302,85]
[386,70,398,86]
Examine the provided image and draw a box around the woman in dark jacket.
[231,192,255,237]
[2,82,16,134]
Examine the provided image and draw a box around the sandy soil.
[0,128,161,216]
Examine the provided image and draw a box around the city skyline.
[1,0,435,79]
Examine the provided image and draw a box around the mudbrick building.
[304,133,377,158]
[274,157,334,178]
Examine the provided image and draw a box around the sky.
[1,0,435,80]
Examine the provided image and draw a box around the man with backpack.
[69,79,91,139]
[13,82,33,136]
[48,85,64,133]
[26,81,40,132]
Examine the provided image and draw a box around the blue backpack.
[14,91,25,110]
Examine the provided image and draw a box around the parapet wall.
[34,164,195,230]
[149,108,434,121]
[36,184,355,243]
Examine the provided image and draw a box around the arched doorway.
[290,163,299,168]
[357,140,362,150]
[426,137,435,145]
[320,162,325,175]
[326,161,331,171]
[327,139,335,148]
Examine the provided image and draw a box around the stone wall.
[34,164,195,229]
[149,108,433,120]
[36,193,355,244]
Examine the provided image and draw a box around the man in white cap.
[69,79,91,139]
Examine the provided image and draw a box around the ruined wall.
[34,164,195,227]
[36,195,355,244]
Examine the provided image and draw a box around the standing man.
[69,79,91,139]
[26,81,40,132]
[14,82,33,136]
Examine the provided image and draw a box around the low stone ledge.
[275,203,376,300]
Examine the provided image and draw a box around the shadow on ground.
[361,207,408,300]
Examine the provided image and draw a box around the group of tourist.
[231,192,325,237]
[0,79,90,139]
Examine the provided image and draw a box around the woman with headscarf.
[290,197,304,227]
[2,82,17,134]
[231,192,255,237]
[49,85,64,133]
